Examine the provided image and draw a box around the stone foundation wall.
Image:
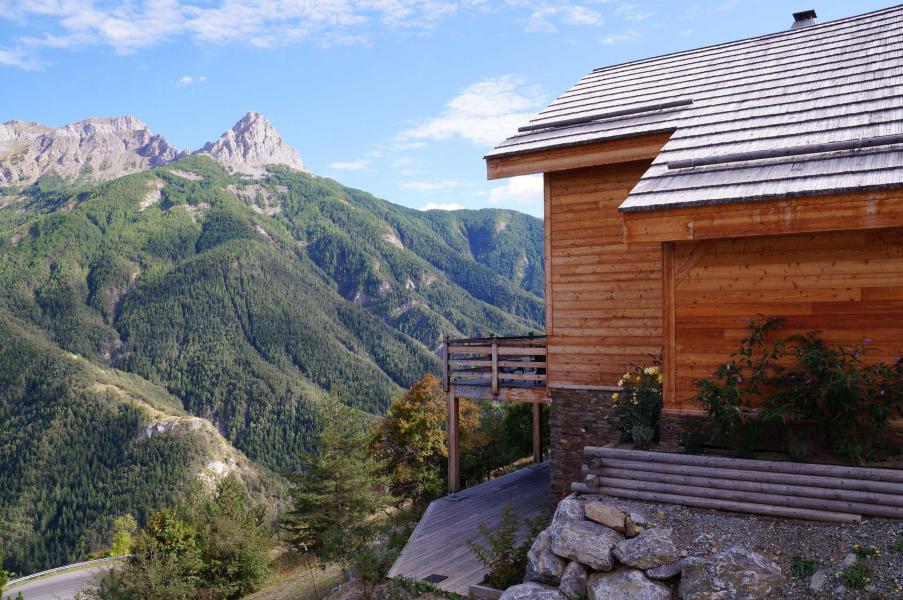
[549,388,617,499]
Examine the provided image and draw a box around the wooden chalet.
[446,6,903,496]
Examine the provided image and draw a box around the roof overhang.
[622,189,903,243]
[485,131,672,180]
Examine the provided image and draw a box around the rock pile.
[500,495,785,600]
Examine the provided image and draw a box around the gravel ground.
[578,494,903,599]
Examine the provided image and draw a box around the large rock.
[550,495,585,537]
[646,556,702,580]
[613,527,680,570]
[526,530,566,585]
[588,569,671,600]
[552,520,624,571]
[584,502,626,532]
[499,582,565,600]
[559,561,589,600]
[679,547,784,600]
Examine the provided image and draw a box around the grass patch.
[790,556,817,578]
[840,564,871,590]
[853,544,878,559]
[246,551,343,600]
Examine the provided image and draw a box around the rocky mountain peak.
[197,111,305,176]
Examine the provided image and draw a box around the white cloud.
[615,3,655,22]
[399,75,546,147]
[526,4,603,33]
[402,180,465,191]
[600,30,641,44]
[0,47,37,69]
[420,202,464,211]
[176,74,206,86]
[487,175,543,208]
[329,158,371,171]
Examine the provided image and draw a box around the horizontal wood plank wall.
[547,161,662,387]
[670,228,903,408]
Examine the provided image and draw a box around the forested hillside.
[0,156,543,572]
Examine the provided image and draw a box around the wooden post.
[662,242,676,408]
[532,402,542,463]
[491,341,499,396]
[447,385,460,494]
[442,334,449,393]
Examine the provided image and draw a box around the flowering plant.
[611,361,663,449]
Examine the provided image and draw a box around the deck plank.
[388,463,551,595]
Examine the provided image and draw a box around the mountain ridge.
[0,111,305,186]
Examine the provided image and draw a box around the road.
[3,564,113,600]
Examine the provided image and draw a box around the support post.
[533,402,542,463]
[491,341,499,396]
[447,385,460,494]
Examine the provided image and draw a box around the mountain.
[0,111,306,187]
[0,116,186,186]
[0,126,543,571]
[197,111,306,175]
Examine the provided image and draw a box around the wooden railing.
[442,335,547,394]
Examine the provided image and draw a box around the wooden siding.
[547,161,662,388]
[666,228,903,408]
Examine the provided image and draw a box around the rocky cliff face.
[0,116,186,186]
[0,111,305,186]
[197,111,306,176]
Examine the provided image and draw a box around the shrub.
[466,506,547,590]
[840,563,871,589]
[790,556,817,577]
[612,360,663,449]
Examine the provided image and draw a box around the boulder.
[559,561,589,600]
[613,527,680,570]
[629,513,648,528]
[840,553,857,569]
[646,556,701,580]
[526,530,566,585]
[584,502,626,532]
[550,495,585,537]
[587,569,671,600]
[499,583,565,600]
[679,547,784,600]
[809,570,828,594]
[552,520,624,571]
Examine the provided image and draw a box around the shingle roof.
[486,6,903,212]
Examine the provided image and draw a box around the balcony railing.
[442,334,547,395]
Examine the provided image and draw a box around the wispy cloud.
[328,158,371,171]
[526,5,603,33]
[487,175,543,209]
[600,30,641,45]
[420,202,464,211]
[176,74,206,87]
[402,180,466,192]
[0,46,37,69]
[399,75,546,147]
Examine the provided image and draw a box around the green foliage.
[109,515,138,556]
[466,506,547,590]
[87,477,272,600]
[283,395,395,568]
[840,563,871,589]
[853,544,878,559]
[693,316,903,461]
[890,537,903,553]
[612,361,663,449]
[461,403,549,488]
[789,556,817,577]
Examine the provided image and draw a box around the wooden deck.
[388,462,551,595]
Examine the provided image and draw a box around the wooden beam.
[661,242,677,408]
[622,190,903,243]
[453,384,549,403]
[543,173,553,391]
[486,132,671,180]
[442,334,449,393]
[491,341,499,395]
[447,385,460,494]
[533,402,542,463]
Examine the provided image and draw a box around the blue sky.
[0,1,891,217]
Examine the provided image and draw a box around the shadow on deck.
[388,462,550,595]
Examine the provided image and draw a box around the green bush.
[692,317,902,461]
[840,563,871,589]
[612,360,663,449]
[466,506,547,590]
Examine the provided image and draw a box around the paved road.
[3,564,112,600]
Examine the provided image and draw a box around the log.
[595,457,903,495]
[584,447,903,484]
[599,476,903,520]
[595,486,861,524]
[589,465,903,509]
